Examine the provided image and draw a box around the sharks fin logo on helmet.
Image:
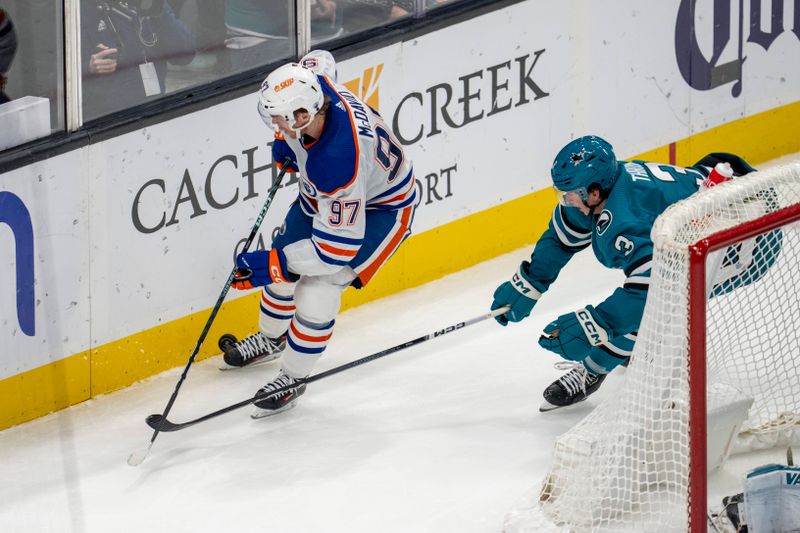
[551,136,619,197]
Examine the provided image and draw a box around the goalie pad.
[744,462,800,532]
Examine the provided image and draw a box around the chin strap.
[583,197,601,217]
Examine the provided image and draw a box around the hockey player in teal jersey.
[490,135,763,411]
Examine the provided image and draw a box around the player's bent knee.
[267,281,296,298]
[294,276,345,323]
[316,267,357,287]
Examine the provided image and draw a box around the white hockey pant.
[259,267,357,378]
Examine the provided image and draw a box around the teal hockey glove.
[491,261,542,326]
[538,305,610,361]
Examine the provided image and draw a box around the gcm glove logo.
[0,191,35,336]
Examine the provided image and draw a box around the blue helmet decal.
[551,135,619,194]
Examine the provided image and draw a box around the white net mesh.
[504,162,800,533]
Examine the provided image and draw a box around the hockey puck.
[218,333,237,352]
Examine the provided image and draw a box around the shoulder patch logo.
[596,210,613,236]
[301,178,318,198]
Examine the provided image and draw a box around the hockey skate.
[251,369,307,419]
[539,362,606,412]
[219,331,286,370]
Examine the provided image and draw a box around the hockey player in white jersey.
[224,57,416,417]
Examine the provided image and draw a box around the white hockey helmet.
[257,62,324,134]
[300,49,337,82]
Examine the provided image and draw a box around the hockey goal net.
[504,161,800,533]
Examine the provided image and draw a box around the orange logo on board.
[344,64,383,110]
[274,78,295,92]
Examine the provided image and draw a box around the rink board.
[1,0,800,429]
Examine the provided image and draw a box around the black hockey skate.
[539,363,606,412]
[219,332,286,370]
[251,370,307,418]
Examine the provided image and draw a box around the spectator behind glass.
[166,0,227,73]
[224,1,341,74]
[311,0,343,43]
[224,0,291,73]
[340,0,413,34]
[81,0,196,121]
[0,9,17,104]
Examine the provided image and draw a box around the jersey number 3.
[615,236,635,256]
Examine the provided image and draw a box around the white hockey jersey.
[272,75,416,276]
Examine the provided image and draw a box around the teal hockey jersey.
[525,160,708,338]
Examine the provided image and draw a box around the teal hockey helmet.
[551,136,619,201]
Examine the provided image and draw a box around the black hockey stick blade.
[142,306,510,433]
[145,385,294,432]
[127,159,294,465]
[146,414,178,432]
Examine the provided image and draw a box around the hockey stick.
[144,306,510,433]
[127,158,293,467]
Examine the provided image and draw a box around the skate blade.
[250,400,298,419]
[539,397,587,412]
[218,353,281,371]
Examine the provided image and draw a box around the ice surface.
[0,246,622,533]
[3,153,798,533]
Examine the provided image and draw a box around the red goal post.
[504,161,800,533]
[687,196,800,532]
